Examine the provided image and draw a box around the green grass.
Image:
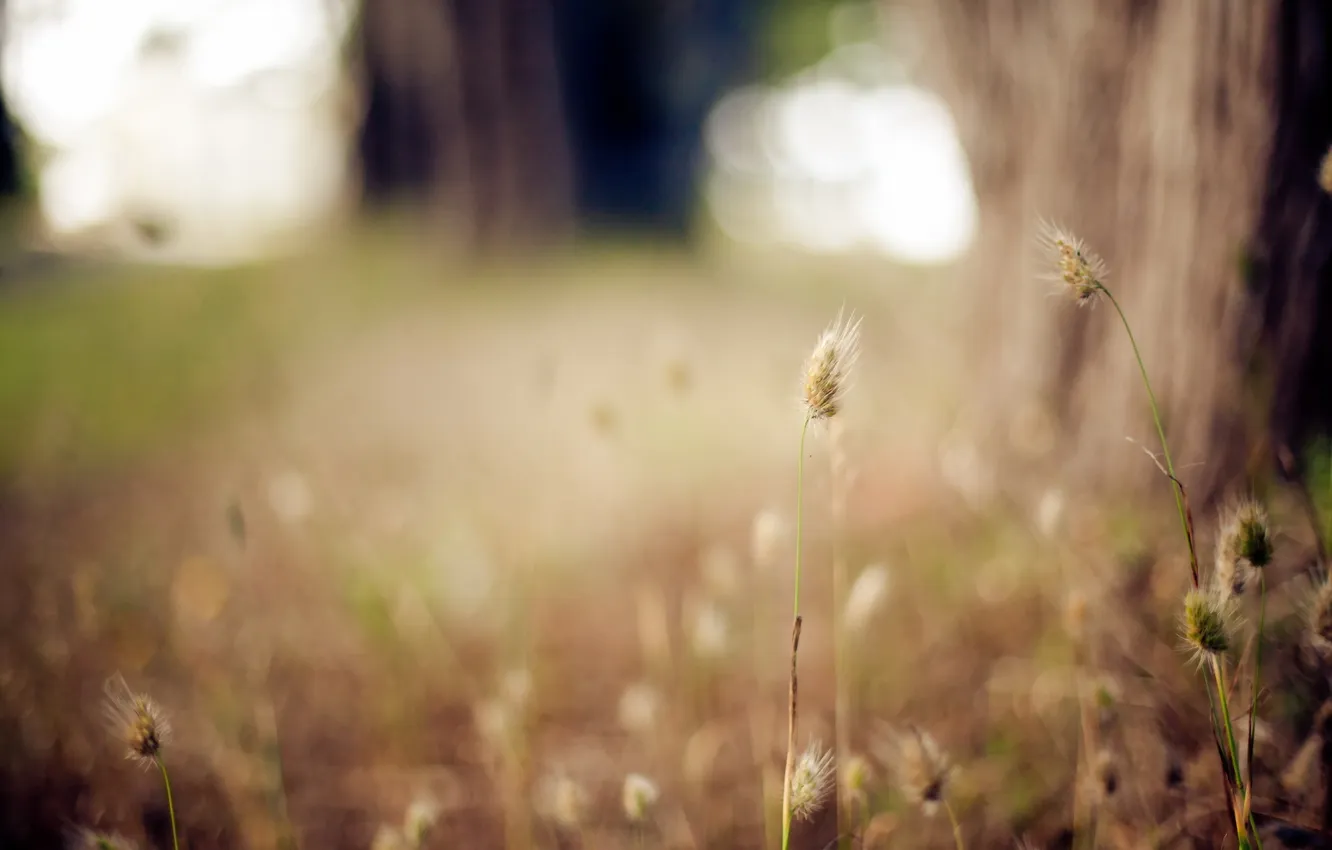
[0,229,438,482]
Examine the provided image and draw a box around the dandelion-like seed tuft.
[802,311,862,421]
[879,726,953,815]
[1181,588,1232,664]
[1038,220,1106,305]
[789,740,836,821]
[102,675,170,766]
[622,773,660,822]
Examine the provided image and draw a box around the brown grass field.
[3,223,1328,850]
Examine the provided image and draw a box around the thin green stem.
[794,414,811,618]
[1211,658,1242,786]
[1211,657,1262,846]
[1096,284,1197,580]
[944,800,965,850]
[1248,574,1266,789]
[782,413,812,850]
[156,757,180,850]
[830,423,850,850]
[1246,574,1268,850]
[1096,281,1255,843]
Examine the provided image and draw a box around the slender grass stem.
[1095,284,1198,583]
[830,422,850,850]
[1245,573,1269,850]
[1248,574,1266,788]
[1211,658,1262,846]
[1094,279,1255,845]
[794,415,811,618]
[782,413,813,850]
[156,758,181,850]
[944,800,965,850]
[1211,659,1242,786]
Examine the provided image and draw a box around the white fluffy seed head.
[617,682,662,734]
[402,798,440,848]
[789,740,836,821]
[1037,219,1107,305]
[878,726,953,815]
[750,509,786,571]
[537,774,588,829]
[843,564,892,633]
[802,311,862,421]
[622,773,660,822]
[689,598,729,659]
[102,675,170,768]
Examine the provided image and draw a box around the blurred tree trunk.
[902,0,1290,504]
[355,0,573,249]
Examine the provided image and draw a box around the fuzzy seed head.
[621,773,660,822]
[1307,579,1332,657]
[370,826,407,850]
[689,599,729,659]
[1038,220,1106,304]
[102,675,169,766]
[69,829,136,850]
[1181,588,1231,664]
[1219,500,1274,573]
[750,509,785,570]
[1092,749,1118,800]
[537,774,588,829]
[802,311,862,421]
[403,798,440,848]
[1215,551,1253,599]
[617,682,662,734]
[473,698,512,750]
[843,564,892,634]
[879,726,952,815]
[789,740,836,821]
[842,754,872,800]
[1321,148,1332,195]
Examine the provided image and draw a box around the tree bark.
[355,0,573,249]
[902,0,1276,503]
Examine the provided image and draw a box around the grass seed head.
[750,509,786,570]
[880,726,953,815]
[403,798,440,848]
[1038,220,1106,305]
[537,773,588,829]
[371,826,407,850]
[1181,588,1232,665]
[1307,578,1332,658]
[843,564,892,634]
[1219,500,1274,574]
[688,598,729,659]
[102,675,170,767]
[802,311,862,421]
[789,740,836,821]
[842,754,872,802]
[622,773,660,822]
[617,682,662,734]
[69,829,137,850]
